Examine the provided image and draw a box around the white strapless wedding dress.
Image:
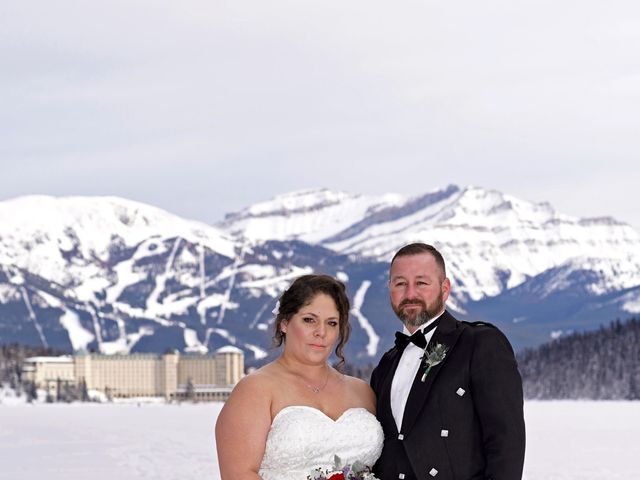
[259,406,384,480]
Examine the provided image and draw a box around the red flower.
[327,473,345,480]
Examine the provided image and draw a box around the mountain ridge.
[1,187,638,365]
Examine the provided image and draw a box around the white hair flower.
[271,300,280,315]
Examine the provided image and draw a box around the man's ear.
[442,277,451,303]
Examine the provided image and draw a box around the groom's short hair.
[390,243,446,279]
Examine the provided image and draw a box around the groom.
[371,243,525,480]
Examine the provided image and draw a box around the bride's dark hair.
[272,274,351,368]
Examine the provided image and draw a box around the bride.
[216,275,383,480]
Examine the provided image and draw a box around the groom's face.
[389,253,450,333]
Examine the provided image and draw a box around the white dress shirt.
[390,311,444,431]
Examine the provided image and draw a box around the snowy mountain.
[220,185,640,307]
[218,188,406,244]
[0,196,237,355]
[1,189,639,365]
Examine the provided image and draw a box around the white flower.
[271,300,280,315]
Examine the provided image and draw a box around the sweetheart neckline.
[272,405,371,424]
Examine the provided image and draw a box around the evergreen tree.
[185,377,195,402]
[518,317,640,399]
[26,381,37,403]
[80,378,89,402]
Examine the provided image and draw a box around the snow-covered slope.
[221,185,640,304]
[0,195,235,284]
[218,188,406,243]
[0,196,238,355]
[0,196,387,362]
[1,189,639,363]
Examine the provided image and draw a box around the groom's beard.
[391,290,445,329]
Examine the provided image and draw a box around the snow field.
[0,401,637,480]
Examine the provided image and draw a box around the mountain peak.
[2,188,639,362]
[218,189,407,243]
[0,195,236,283]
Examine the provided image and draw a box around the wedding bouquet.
[307,455,380,480]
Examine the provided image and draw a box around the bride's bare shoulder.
[339,373,376,411]
[229,361,282,396]
[341,373,374,391]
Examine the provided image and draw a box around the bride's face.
[281,293,340,363]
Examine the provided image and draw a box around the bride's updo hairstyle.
[273,274,351,367]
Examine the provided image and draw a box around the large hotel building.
[22,346,244,401]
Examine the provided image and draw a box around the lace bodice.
[259,406,384,480]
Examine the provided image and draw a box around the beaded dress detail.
[258,406,383,480]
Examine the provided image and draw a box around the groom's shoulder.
[460,319,501,331]
[459,320,516,352]
[460,320,506,337]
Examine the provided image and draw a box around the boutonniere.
[420,342,448,382]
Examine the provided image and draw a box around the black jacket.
[371,311,526,480]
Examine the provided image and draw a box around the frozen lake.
[0,401,637,479]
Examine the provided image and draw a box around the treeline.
[0,343,82,402]
[518,318,640,399]
[1,343,67,383]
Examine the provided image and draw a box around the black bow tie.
[394,318,441,351]
[395,330,427,350]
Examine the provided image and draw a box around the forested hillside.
[519,318,640,399]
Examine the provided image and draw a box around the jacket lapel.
[400,311,463,434]
[378,348,403,435]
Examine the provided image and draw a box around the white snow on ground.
[0,403,222,480]
[350,281,379,357]
[0,401,638,479]
[523,401,640,479]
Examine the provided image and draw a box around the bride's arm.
[215,374,272,480]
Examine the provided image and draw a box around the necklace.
[278,358,331,394]
[304,367,331,394]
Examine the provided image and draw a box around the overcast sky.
[2,0,639,230]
